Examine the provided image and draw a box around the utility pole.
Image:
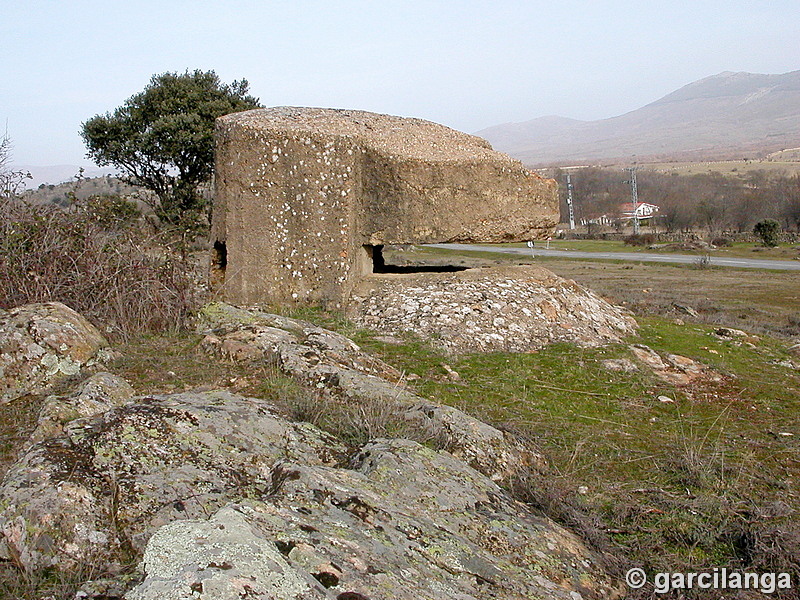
[625,167,640,235]
[565,172,576,230]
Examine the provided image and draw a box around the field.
[408,244,800,337]
[504,239,800,261]
[637,158,800,177]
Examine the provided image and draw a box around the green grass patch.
[496,238,800,260]
[353,315,800,591]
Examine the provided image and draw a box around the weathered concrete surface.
[0,302,110,403]
[212,107,558,307]
[350,265,638,353]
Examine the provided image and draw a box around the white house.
[620,202,659,219]
[579,202,659,227]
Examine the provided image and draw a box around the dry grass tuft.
[275,386,448,450]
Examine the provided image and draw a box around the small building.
[211,107,559,308]
[580,202,660,227]
[620,202,659,220]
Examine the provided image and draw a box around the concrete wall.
[212,107,558,308]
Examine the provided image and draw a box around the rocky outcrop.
[27,372,134,446]
[629,344,723,387]
[0,302,110,403]
[212,107,558,307]
[128,439,621,600]
[198,302,543,482]
[0,303,625,598]
[0,390,350,572]
[349,265,638,353]
[0,304,549,575]
[0,387,620,599]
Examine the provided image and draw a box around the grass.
[639,158,800,177]
[357,318,799,488]
[0,395,41,477]
[106,332,261,395]
[498,238,800,261]
[0,561,130,600]
[352,318,800,597]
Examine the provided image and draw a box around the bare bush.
[0,197,193,339]
[740,521,800,595]
[0,133,32,199]
[623,233,656,246]
[693,253,712,269]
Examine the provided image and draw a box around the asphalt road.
[428,243,800,271]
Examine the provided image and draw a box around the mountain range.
[477,70,800,167]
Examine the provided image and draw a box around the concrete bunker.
[212,107,559,307]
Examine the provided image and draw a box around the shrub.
[83,194,140,229]
[278,386,448,450]
[753,219,781,247]
[693,253,712,269]
[623,233,656,246]
[711,236,732,247]
[0,197,193,339]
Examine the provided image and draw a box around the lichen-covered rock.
[212,107,559,307]
[28,372,134,446]
[0,302,110,402]
[350,265,638,353]
[402,401,541,482]
[126,507,324,600]
[198,302,544,481]
[0,390,349,571]
[601,358,639,373]
[127,439,621,600]
[0,387,621,599]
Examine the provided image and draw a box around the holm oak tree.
[81,70,262,225]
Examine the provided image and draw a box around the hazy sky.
[2,0,799,167]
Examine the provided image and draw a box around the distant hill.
[15,165,118,190]
[23,175,140,205]
[477,70,800,166]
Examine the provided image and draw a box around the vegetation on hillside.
[26,175,140,207]
[554,167,800,234]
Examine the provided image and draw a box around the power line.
[625,167,640,234]
[565,172,576,230]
